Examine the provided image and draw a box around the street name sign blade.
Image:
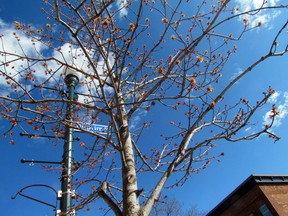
[78,123,108,134]
[92,124,108,134]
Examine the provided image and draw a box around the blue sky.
[0,0,288,215]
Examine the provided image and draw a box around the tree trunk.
[117,97,142,215]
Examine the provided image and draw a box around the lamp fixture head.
[63,66,82,87]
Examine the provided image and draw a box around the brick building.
[207,175,288,216]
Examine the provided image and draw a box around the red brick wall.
[260,184,288,216]
[220,185,277,216]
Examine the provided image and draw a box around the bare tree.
[0,0,287,215]
[150,198,183,216]
[186,206,206,216]
[150,197,205,216]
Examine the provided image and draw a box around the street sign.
[77,123,108,134]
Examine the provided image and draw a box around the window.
[259,204,273,216]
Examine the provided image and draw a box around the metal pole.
[60,74,79,216]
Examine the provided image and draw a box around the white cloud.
[0,18,117,127]
[235,0,281,27]
[230,67,243,82]
[0,19,112,101]
[116,0,129,17]
[268,91,279,103]
[129,109,148,131]
[263,91,288,128]
[244,127,252,132]
[0,19,47,86]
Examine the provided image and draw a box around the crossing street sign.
[77,123,108,134]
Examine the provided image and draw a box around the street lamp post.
[60,67,81,216]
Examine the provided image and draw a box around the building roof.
[207,174,288,216]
